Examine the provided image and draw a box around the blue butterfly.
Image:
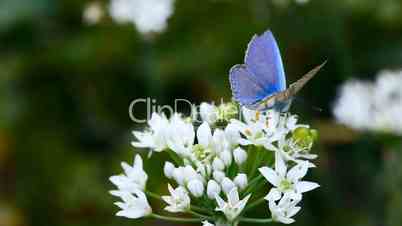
[229,30,325,112]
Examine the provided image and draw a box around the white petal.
[287,206,301,218]
[265,188,281,201]
[295,181,320,193]
[287,161,309,182]
[215,194,226,209]
[276,215,295,224]
[275,151,287,177]
[259,167,280,187]
[227,187,240,205]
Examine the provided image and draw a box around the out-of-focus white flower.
[207,180,221,199]
[109,0,175,34]
[221,177,236,194]
[233,174,248,191]
[334,70,402,135]
[200,102,218,125]
[233,147,247,165]
[295,0,309,5]
[83,1,103,25]
[333,80,373,130]
[164,161,175,179]
[132,113,169,152]
[268,193,301,224]
[187,179,205,197]
[259,152,319,201]
[162,184,190,213]
[110,190,152,219]
[110,154,148,191]
[215,188,251,222]
[202,220,215,226]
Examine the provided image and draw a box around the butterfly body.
[229,30,325,112]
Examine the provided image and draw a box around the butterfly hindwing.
[245,30,286,96]
[229,64,267,108]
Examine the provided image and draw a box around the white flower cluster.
[333,70,402,136]
[109,0,175,34]
[110,102,320,225]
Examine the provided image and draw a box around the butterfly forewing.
[245,31,286,95]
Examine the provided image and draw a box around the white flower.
[233,147,247,165]
[200,102,218,125]
[268,193,301,224]
[229,108,285,148]
[333,80,373,131]
[202,220,215,226]
[187,179,205,197]
[167,114,195,156]
[221,177,236,194]
[334,70,402,135]
[110,190,152,219]
[164,161,175,179]
[132,113,169,152]
[109,0,175,34]
[109,154,148,191]
[259,152,319,201]
[215,188,251,222]
[162,184,190,213]
[83,1,103,25]
[207,180,221,199]
[275,137,317,163]
[233,174,248,191]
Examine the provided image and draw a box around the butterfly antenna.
[293,96,323,113]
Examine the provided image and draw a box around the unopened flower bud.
[219,150,232,167]
[234,173,248,191]
[213,170,225,183]
[164,161,175,178]
[173,168,185,186]
[207,180,221,199]
[233,147,247,165]
[212,157,225,171]
[221,177,236,194]
[187,179,204,197]
[217,102,238,122]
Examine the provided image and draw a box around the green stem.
[248,146,264,179]
[191,205,214,215]
[146,190,213,215]
[244,196,266,211]
[242,174,263,195]
[145,190,163,201]
[239,217,273,223]
[150,213,202,223]
[188,210,214,220]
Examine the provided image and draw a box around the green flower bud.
[292,127,318,149]
[216,102,238,124]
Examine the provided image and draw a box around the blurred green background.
[2,0,402,225]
